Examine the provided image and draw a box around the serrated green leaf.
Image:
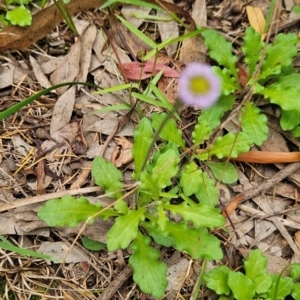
[292,126,300,138]
[157,204,168,231]
[145,222,175,247]
[244,249,272,294]
[260,86,300,112]
[205,162,238,184]
[292,282,300,299]
[163,202,224,229]
[107,208,145,251]
[212,66,240,95]
[180,161,203,196]
[202,29,238,78]
[204,266,231,295]
[228,272,255,300]
[259,73,300,111]
[139,171,160,202]
[151,113,185,147]
[291,263,300,280]
[217,94,236,112]
[6,6,32,26]
[192,120,212,145]
[242,27,264,78]
[244,249,268,279]
[82,236,106,251]
[262,33,298,76]
[165,221,223,260]
[254,274,273,295]
[258,65,282,80]
[92,157,123,199]
[267,275,294,299]
[195,171,220,206]
[151,146,180,189]
[132,117,153,180]
[113,200,128,214]
[38,196,102,227]
[208,132,253,159]
[280,110,300,131]
[129,233,168,298]
[240,102,268,146]
[198,109,222,129]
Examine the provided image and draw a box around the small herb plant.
[0,3,296,296]
[204,249,300,300]
[0,0,69,28]
[34,20,300,298]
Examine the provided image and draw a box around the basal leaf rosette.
[178,63,221,109]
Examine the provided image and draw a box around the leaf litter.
[1,0,300,299]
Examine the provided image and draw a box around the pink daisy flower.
[178,63,221,109]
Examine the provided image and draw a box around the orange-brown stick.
[231,151,300,164]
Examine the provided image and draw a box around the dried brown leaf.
[50,86,76,134]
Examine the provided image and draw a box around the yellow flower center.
[189,76,210,95]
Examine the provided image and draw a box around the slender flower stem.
[190,259,207,300]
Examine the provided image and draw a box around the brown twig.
[224,162,300,216]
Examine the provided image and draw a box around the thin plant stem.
[53,0,79,36]
[190,259,207,300]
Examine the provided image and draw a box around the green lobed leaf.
[82,236,106,251]
[195,171,220,206]
[164,221,223,260]
[205,162,238,184]
[259,73,300,111]
[292,282,300,299]
[291,263,300,280]
[157,204,168,231]
[240,102,268,146]
[6,6,32,26]
[139,171,160,202]
[193,95,236,144]
[92,157,123,199]
[244,249,268,278]
[132,117,153,180]
[151,145,180,189]
[254,274,273,295]
[217,94,236,112]
[212,66,240,95]
[242,27,264,79]
[244,249,272,294]
[38,196,102,227]
[228,271,255,300]
[202,29,238,78]
[144,222,175,247]
[107,208,145,251]
[204,266,231,295]
[179,161,203,196]
[207,132,253,159]
[151,113,185,147]
[163,202,224,229]
[280,110,300,131]
[261,33,298,77]
[113,200,128,214]
[192,120,212,145]
[267,275,294,299]
[129,233,168,298]
[292,126,300,138]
